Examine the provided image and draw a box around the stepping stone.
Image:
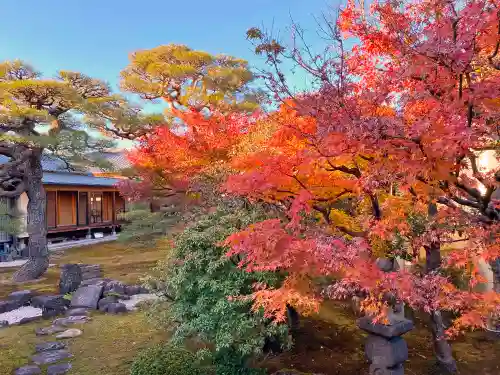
[66,308,89,316]
[47,363,72,375]
[35,341,66,353]
[35,326,66,336]
[14,365,41,375]
[56,328,82,339]
[53,315,90,326]
[31,349,72,365]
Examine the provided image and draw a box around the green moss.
[0,312,168,375]
[0,241,167,299]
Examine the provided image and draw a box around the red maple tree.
[125,0,499,371]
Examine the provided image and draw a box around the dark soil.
[260,302,500,375]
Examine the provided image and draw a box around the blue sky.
[0,0,336,90]
[0,0,338,148]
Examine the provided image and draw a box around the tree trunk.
[425,242,458,373]
[12,150,49,282]
[490,259,500,294]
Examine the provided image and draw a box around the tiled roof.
[0,153,125,188]
[42,172,120,187]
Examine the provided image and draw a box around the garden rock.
[35,341,66,353]
[42,308,62,319]
[14,365,41,375]
[70,284,103,309]
[104,280,126,294]
[56,328,82,339]
[59,264,82,294]
[53,315,90,326]
[8,290,33,306]
[31,349,72,365]
[47,363,72,375]
[79,264,102,280]
[0,299,18,313]
[32,295,67,311]
[104,291,130,300]
[98,295,118,311]
[66,308,89,316]
[124,284,141,296]
[19,315,43,324]
[36,325,66,336]
[105,302,128,314]
[80,278,108,288]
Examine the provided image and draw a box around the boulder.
[35,325,66,336]
[31,349,73,365]
[59,264,82,294]
[47,363,72,375]
[32,295,67,310]
[14,365,42,375]
[104,280,126,294]
[0,300,19,313]
[53,315,90,326]
[42,309,62,319]
[56,328,82,339]
[104,291,130,300]
[35,341,66,353]
[19,315,43,325]
[70,285,103,309]
[66,308,89,316]
[105,302,128,314]
[79,264,102,280]
[8,290,33,306]
[124,285,140,296]
[80,278,107,288]
[98,296,118,311]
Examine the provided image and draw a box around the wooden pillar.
[112,191,116,224]
[87,191,91,226]
[55,190,58,228]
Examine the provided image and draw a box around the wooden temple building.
[0,152,130,257]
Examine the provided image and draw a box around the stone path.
[14,316,88,375]
[11,293,157,374]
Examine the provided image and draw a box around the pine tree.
[0,60,151,281]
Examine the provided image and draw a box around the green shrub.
[147,202,290,361]
[130,344,202,375]
[213,348,266,375]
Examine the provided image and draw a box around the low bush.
[130,344,202,375]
